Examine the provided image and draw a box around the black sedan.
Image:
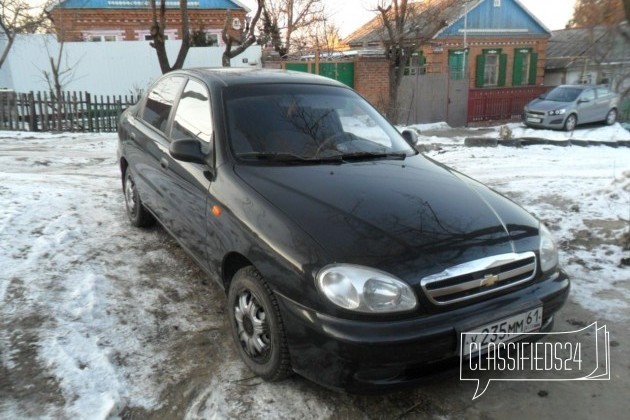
[117,68,569,392]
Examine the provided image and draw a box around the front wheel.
[227,266,291,381]
[564,114,577,131]
[605,108,617,125]
[123,170,155,227]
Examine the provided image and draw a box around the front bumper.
[276,270,570,393]
[523,111,567,129]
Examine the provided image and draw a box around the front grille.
[527,111,546,116]
[420,252,537,305]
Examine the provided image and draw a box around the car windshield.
[224,84,415,163]
[543,87,582,102]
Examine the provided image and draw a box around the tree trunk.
[0,34,15,69]
[222,0,264,67]
[150,0,191,74]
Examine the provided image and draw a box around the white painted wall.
[1,34,262,95]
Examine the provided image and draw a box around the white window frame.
[136,29,178,41]
[484,54,500,87]
[494,0,501,7]
[82,30,123,42]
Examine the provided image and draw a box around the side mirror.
[538,94,546,99]
[169,138,208,164]
[401,129,419,146]
[578,97,591,104]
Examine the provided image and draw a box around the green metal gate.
[284,61,354,88]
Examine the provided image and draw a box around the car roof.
[171,67,348,88]
[555,84,599,90]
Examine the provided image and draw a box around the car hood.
[234,155,540,280]
[527,98,573,112]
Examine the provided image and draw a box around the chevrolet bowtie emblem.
[481,274,499,287]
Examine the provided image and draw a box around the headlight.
[316,264,417,313]
[539,224,559,272]
[548,109,566,116]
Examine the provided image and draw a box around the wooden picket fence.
[0,90,141,133]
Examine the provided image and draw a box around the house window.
[475,49,507,88]
[484,54,499,85]
[137,30,177,41]
[403,51,426,75]
[512,48,539,86]
[494,0,501,6]
[191,30,222,47]
[448,49,468,80]
[83,30,122,42]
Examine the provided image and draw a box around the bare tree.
[41,37,81,99]
[0,0,46,69]
[222,0,264,67]
[374,0,460,121]
[149,0,191,74]
[293,18,342,58]
[263,0,326,57]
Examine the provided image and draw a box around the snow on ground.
[0,127,628,418]
[0,133,341,419]
[425,144,630,322]
[404,121,630,144]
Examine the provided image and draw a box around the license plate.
[527,117,542,123]
[461,307,543,356]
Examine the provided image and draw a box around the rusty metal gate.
[397,73,469,127]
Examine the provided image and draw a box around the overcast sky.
[239,0,577,37]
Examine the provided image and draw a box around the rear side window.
[171,79,213,143]
[596,87,610,98]
[142,76,185,133]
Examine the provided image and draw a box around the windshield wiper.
[237,152,343,164]
[339,152,408,161]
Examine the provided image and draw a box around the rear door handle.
[160,157,169,170]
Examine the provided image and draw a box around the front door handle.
[160,157,169,170]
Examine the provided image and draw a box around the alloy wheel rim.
[607,110,616,124]
[125,176,137,213]
[566,116,576,130]
[234,290,271,361]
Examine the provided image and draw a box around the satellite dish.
[232,18,242,30]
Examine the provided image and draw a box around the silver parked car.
[523,85,619,131]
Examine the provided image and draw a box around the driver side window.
[580,89,595,102]
[171,79,213,143]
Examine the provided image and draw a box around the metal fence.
[467,86,550,124]
[0,90,141,133]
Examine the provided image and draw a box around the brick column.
[354,55,391,114]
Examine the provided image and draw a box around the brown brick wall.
[420,36,549,88]
[49,9,247,42]
[354,56,391,114]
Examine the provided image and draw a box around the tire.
[227,266,291,381]
[605,108,617,126]
[123,170,155,227]
[563,114,577,131]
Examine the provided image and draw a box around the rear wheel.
[564,114,577,131]
[227,266,291,381]
[123,170,155,227]
[605,108,617,125]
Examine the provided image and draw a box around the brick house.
[343,0,552,124]
[48,0,249,45]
